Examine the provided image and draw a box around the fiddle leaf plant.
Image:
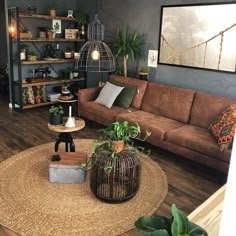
[135,204,208,236]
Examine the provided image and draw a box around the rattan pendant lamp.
[78,3,116,72]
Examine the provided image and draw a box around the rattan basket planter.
[90,145,141,203]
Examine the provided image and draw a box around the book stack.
[47,92,61,102]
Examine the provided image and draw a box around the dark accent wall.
[98,0,236,99]
[0,0,7,68]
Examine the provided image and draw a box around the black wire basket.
[90,145,141,203]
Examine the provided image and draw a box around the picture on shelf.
[52,19,61,34]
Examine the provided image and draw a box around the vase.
[90,146,141,203]
[50,114,63,125]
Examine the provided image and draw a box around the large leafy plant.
[135,204,208,236]
[110,27,146,77]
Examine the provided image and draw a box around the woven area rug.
[0,139,168,236]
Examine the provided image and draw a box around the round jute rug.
[0,139,168,236]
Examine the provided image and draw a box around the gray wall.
[0,0,7,67]
[98,0,236,99]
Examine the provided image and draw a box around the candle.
[69,106,72,117]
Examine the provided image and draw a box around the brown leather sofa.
[78,75,236,173]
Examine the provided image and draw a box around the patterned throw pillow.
[208,104,236,151]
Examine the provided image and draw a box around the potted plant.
[27,51,37,61]
[49,0,56,17]
[135,204,208,236]
[92,121,151,156]
[139,67,149,81]
[110,27,146,77]
[89,121,151,203]
[74,9,89,39]
[49,105,64,125]
[61,82,71,96]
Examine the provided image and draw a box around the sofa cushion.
[79,101,138,126]
[109,78,138,108]
[189,92,236,129]
[116,110,184,141]
[110,75,148,109]
[208,104,236,151]
[165,125,231,162]
[141,82,195,123]
[94,81,124,108]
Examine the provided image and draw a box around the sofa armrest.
[78,87,102,103]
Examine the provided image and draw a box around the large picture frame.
[158,2,236,73]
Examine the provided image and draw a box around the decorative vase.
[90,146,141,203]
[50,114,63,125]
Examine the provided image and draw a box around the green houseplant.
[49,105,64,125]
[139,67,149,81]
[135,204,208,236]
[90,121,151,203]
[49,0,56,17]
[92,121,151,158]
[110,27,146,77]
[74,9,89,39]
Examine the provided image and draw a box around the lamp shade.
[78,14,115,72]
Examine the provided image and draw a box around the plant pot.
[139,72,148,81]
[50,9,56,17]
[47,31,53,39]
[27,55,37,61]
[64,52,72,59]
[111,140,124,153]
[50,114,63,125]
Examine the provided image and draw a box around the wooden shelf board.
[23,101,58,109]
[19,38,85,42]
[21,59,75,65]
[22,78,85,87]
[19,14,75,21]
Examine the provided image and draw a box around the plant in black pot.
[139,67,149,81]
[90,121,151,203]
[49,105,64,125]
[135,204,208,236]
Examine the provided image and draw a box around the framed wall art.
[158,2,236,73]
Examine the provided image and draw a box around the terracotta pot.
[111,140,124,153]
[47,31,53,39]
[50,9,56,17]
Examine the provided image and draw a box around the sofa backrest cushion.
[141,82,195,123]
[110,75,148,109]
[189,92,236,128]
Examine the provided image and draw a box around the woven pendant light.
[78,14,116,72]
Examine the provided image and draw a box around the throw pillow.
[94,81,124,108]
[208,104,236,151]
[109,78,138,108]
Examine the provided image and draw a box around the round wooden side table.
[48,118,85,152]
[57,97,78,116]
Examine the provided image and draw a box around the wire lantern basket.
[90,145,141,203]
[78,14,115,72]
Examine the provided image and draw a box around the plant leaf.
[151,230,170,236]
[171,204,189,236]
[135,215,171,234]
[188,221,208,236]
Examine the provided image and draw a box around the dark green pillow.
[109,78,137,108]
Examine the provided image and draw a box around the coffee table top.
[48,117,85,133]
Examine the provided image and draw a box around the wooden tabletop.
[48,118,85,133]
[188,184,225,236]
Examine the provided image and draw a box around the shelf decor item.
[138,67,149,81]
[49,1,56,17]
[49,105,64,125]
[90,121,151,203]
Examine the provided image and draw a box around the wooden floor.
[0,95,226,236]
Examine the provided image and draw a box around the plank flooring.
[0,95,225,236]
